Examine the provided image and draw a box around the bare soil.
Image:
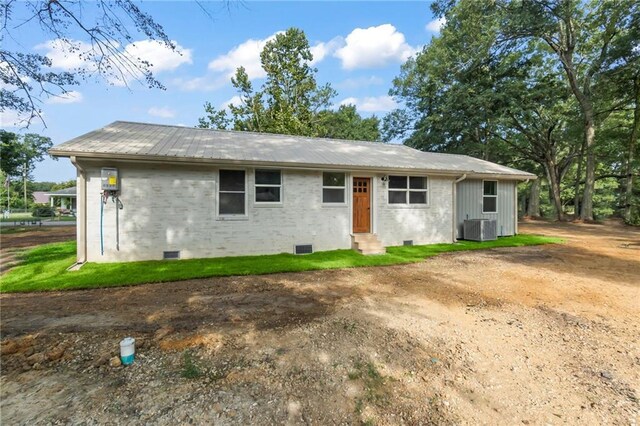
[1,221,638,425]
[0,226,76,250]
[0,226,76,274]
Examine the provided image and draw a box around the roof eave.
[49,150,535,180]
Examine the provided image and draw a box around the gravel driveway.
[1,221,638,424]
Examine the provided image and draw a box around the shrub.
[32,205,55,217]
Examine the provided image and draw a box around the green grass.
[0,234,562,293]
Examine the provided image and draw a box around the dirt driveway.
[1,221,638,424]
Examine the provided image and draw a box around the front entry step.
[351,233,386,255]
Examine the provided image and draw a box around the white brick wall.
[79,161,454,262]
[374,176,454,246]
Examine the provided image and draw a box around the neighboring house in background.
[32,191,50,204]
[46,187,77,212]
[49,121,535,264]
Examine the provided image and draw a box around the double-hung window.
[255,169,282,203]
[322,172,346,204]
[388,176,428,205]
[218,170,246,215]
[482,180,498,213]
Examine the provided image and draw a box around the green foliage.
[181,351,202,379]
[387,0,639,221]
[199,28,380,141]
[316,105,381,141]
[0,235,562,293]
[1,131,22,177]
[197,102,231,130]
[51,180,76,191]
[32,205,55,217]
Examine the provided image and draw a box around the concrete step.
[352,233,379,243]
[351,233,386,255]
[354,241,384,250]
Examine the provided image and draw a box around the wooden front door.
[353,177,371,233]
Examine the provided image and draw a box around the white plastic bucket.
[120,337,135,365]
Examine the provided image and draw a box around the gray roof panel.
[49,121,535,178]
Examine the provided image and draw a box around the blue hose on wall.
[100,194,104,256]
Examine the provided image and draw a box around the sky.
[1,1,444,182]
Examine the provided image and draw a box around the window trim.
[387,175,429,207]
[254,168,283,206]
[217,168,248,219]
[482,179,498,214]
[322,171,348,205]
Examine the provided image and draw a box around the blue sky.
[2,1,443,182]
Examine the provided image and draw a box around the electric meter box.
[101,168,119,191]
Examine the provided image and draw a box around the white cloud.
[334,24,416,70]
[147,106,176,118]
[35,39,97,71]
[309,37,343,66]
[425,17,446,33]
[219,95,243,110]
[36,38,192,86]
[339,95,397,113]
[124,40,192,73]
[208,33,281,80]
[0,109,38,128]
[46,91,83,104]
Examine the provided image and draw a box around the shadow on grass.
[0,235,562,293]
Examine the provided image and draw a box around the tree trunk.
[23,166,27,212]
[573,139,585,218]
[544,162,564,221]
[580,111,596,220]
[527,179,541,217]
[624,81,640,223]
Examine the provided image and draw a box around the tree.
[0,130,22,177]
[430,0,639,220]
[1,0,180,126]
[198,102,232,130]
[6,133,54,209]
[199,28,337,137]
[316,105,381,141]
[385,0,582,220]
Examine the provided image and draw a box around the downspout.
[452,174,467,242]
[70,156,87,265]
[516,178,530,235]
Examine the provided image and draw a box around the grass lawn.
[0,235,562,293]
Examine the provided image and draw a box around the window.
[483,180,498,213]
[388,176,428,205]
[255,169,281,203]
[322,172,346,203]
[219,170,245,215]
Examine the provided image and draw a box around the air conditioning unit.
[463,219,497,242]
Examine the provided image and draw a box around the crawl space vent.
[294,244,313,255]
[163,251,180,260]
[403,240,414,246]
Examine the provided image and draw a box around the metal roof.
[49,121,535,179]
[47,187,77,196]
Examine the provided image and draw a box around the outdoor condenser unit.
[463,219,497,242]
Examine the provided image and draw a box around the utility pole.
[23,166,27,213]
